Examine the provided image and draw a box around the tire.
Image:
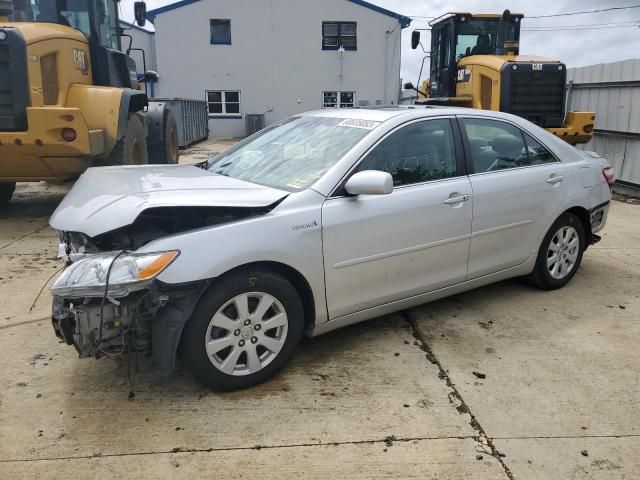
[183,268,305,391]
[0,182,16,207]
[527,212,586,290]
[101,113,148,166]
[147,108,179,164]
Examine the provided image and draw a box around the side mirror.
[134,1,147,26]
[411,30,420,50]
[344,170,393,196]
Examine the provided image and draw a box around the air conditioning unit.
[245,114,265,136]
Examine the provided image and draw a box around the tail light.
[61,128,77,142]
[602,166,615,186]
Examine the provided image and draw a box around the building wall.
[153,0,403,138]
[568,59,640,189]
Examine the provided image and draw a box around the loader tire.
[103,113,148,166]
[147,108,179,164]
[0,182,16,207]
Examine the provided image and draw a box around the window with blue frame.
[206,90,241,117]
[322,22,357,50]
[210,19,231,45]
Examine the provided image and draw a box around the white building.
[147,0,410,138]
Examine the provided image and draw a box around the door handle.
[546,175,564,184]
[443,194,470,205]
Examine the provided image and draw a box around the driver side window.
[355,118,457,187]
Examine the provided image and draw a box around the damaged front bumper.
[51,274,209,376]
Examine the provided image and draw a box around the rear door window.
[462,118,529,172]
[523,132,557,165]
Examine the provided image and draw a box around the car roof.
[302,105,495,122]
[301,106,563,138]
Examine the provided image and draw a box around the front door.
[460,116,571,279]
[322,118,473,320]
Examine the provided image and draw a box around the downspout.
[384,24,398,105]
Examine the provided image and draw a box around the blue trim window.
[323,91,355,108]
[207,90,241,117]
[210,19,231,45]
[322,22,357,50]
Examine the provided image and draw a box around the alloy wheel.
[547,225,579,280]
[204,292,289,376]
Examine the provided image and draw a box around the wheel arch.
[146,101,176,156]
[207,261,316,332]
[565,205,592,247]
[116,89,148,141]
[534,204,592,258]
[169,260,316,376]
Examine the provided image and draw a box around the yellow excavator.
[0,0,179,206]
[406,11,594,146]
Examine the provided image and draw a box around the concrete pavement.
[0,164,638,478]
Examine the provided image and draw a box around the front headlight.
[51,251,179,298]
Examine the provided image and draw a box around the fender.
[145,100,172,153]
[117,88,149,140]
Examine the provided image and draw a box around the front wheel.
[182,268,304,390]
[527,212,585,290]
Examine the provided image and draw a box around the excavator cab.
[427,12,522,98]
[408,11,594,144]
[8,0,138,89]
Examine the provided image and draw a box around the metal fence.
[153,98,209,148]
[567,59,640,193]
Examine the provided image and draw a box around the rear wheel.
[183,268,304,391]
[528,212,585,290]
[0,182,16,207]
[102,113,148,166]
[147,108,179,164]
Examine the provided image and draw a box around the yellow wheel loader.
[406,11,594,146]
[0,0,179,206]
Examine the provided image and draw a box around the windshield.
[455,19,519,61]
[206,116,376,192]
[9,0,119,49]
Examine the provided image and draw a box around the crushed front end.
[50,231,208,376]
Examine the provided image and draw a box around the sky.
[119,0,640,85]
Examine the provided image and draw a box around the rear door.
[459,116,571,279]
[321,117,472,319]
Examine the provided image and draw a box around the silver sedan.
[49,107,613,390]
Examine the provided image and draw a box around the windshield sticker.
[337,119,381,130]
[287,177,309,189]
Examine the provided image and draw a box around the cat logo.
[73,49,89,75]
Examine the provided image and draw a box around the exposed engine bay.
[51,279,208,377]
[60,205,274,254]
[52,291,162,359]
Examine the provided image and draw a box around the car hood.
[49,165,289,237]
